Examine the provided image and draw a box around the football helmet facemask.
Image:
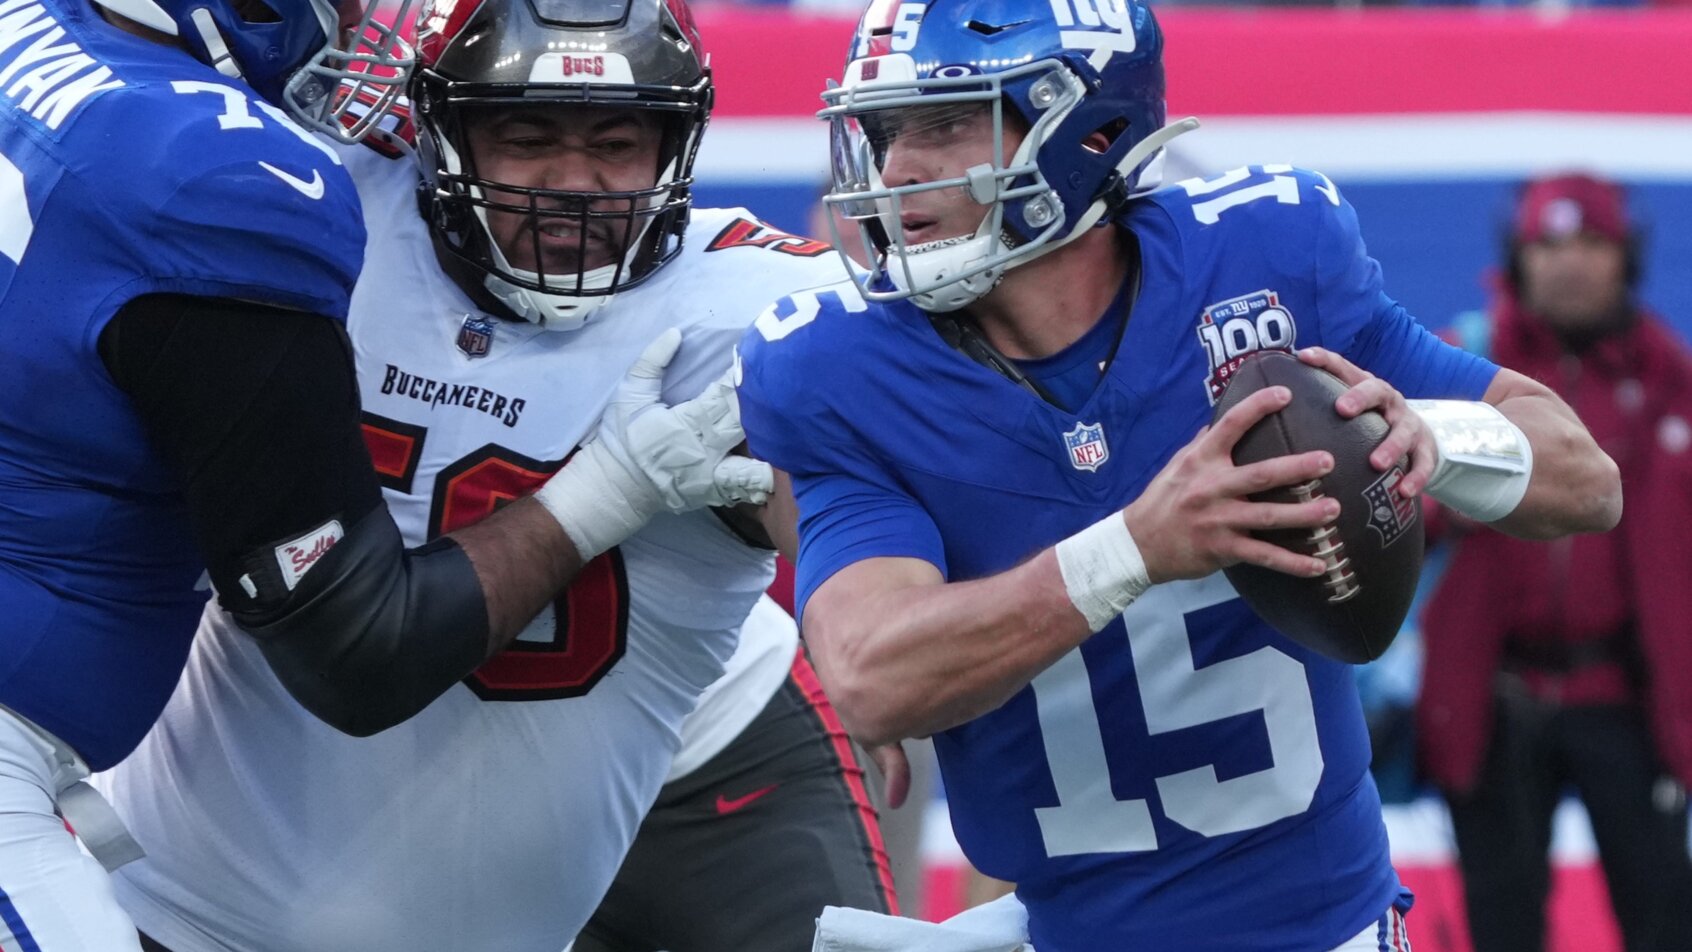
[412,0,712,331]
[93,0,421,143]
[820,0,1195,312]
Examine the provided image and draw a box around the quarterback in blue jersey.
[0,0,771,948]
[736,1,1623,949]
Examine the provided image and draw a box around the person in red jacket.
[1418,172,1692,952]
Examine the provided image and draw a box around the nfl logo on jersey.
[1062,422,1110,472]
[457,314,495,358]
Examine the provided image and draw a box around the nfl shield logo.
[1062,422,1110,472]
[457,314,495,358]
[1363,464,1418,547]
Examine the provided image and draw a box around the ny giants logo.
[1196,289,1297,404]
[1048,0,1137,60]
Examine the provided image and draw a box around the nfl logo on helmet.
[1063,422,1110,472]
[457,314,495,358]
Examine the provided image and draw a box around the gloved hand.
[607,329,773,511]
[535,329,775,559]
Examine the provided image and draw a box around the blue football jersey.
[739,166,1498,951]
[0,0,363,771]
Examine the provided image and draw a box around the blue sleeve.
[92,98,365,322]
[789,467,947,620]
[737,309,947,620]
[142,157,364,319]
[1311,177,1499,401]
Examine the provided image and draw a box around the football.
[1211,351,1424,664]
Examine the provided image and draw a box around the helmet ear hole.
[231,0,280,24]
[1084,116,1128,155]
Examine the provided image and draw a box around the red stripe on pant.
[789,651,902,916]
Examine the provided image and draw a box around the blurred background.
[693,5,1692,950]
[688,5,1692,346]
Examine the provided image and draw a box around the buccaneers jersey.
[97,147,844,952]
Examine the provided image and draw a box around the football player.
[735,0,1624,948]
[0,0,761,947]
[97,1,894,950]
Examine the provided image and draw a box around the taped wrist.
[533,439,662,561]
[1054,514,1151,633]
[1407,399,1534,523]
[230,506,490,737]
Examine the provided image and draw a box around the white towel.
[812,894,1033,952]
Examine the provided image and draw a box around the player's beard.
[508,211,630,279]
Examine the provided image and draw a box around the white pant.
[0,707,141,952]
[1329,903,1412,952]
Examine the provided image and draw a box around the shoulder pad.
[746,277,869,346]
[82,79,364,318]
[682,208,852,299]
[691,208,835,260]
[641,207,856,351]
[1145,165,1347,232]
[735,278,883,475]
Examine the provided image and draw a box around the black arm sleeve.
[102,294,491,736]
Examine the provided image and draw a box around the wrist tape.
[533,441,659,561]
[1407,399,1534,523]
[1054,514,1151,633]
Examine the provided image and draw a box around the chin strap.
[188,8,242,79]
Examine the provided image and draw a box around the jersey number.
[362,414,628,701]
[1030,575,1323,857]
[1178,165,1342,226]
[170,81,342,163]
[752,286,868,343]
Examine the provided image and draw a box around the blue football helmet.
[92,0,422,143]
[820,0,1197,312]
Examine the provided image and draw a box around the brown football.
[1211,350,1423,664]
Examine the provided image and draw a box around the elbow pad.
[230,506,491,736]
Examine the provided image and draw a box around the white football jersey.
[95,147,847,952]
[666,592,798,783]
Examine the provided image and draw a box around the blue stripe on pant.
[0,881,46,952]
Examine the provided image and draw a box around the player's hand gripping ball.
[1212,351,1424,663]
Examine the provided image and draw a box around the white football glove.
[535,328,775,560]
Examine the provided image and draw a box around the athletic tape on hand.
[1407,399,1534,523]
[1054,514,1151,633]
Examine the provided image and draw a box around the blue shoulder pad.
[1145,165,1381,349]
[736,278,872,475]
[1144,165,1497,397]
[76,78,364,319]
[1151,165,1347,230]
